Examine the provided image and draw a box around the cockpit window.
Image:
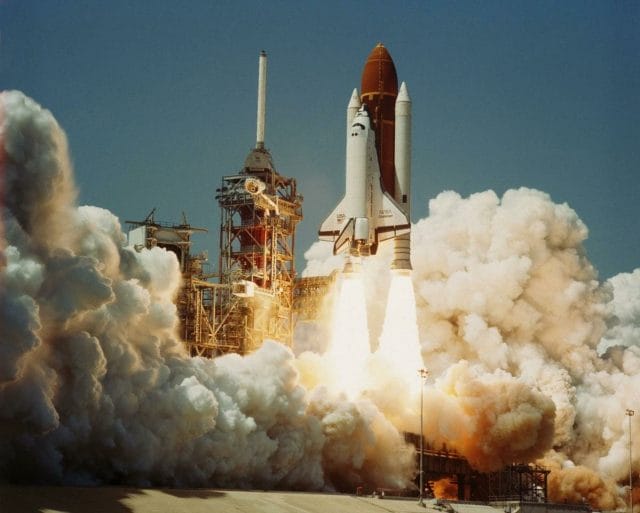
[352,123,365,130]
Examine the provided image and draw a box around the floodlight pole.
[626,409,634,513]
[418,368,429,507]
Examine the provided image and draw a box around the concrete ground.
[0,486,442,513]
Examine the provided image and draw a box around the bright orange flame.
[432,477,458,499]
[325,274,370,398]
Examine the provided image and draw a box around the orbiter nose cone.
[348,88,361,109]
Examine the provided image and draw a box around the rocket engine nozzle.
[390,232,412,273]
[342,256,362,275]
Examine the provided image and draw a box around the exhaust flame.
[376,272,423,393]
[432,477,458,500]
[324,274,370,399]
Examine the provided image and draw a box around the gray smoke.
[0,91,414,490]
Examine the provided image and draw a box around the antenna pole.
[256,50,267,149]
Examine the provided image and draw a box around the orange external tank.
[360,43,399,197]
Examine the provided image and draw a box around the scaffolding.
[214,146,303,354]
[404,432,549,502]
[292,272,338,321]
[126,210,223,357]
[477,463,549,502]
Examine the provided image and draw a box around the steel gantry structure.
[214,146,302,354]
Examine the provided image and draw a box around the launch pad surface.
[0,486,476,513]
[0,486,593,513]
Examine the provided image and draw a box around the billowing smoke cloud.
[3,89,638,508]
[0,91,414,490]
[303,188,639,507]
[543,454,624,511]
[600,269,640,353]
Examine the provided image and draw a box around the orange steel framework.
[214,146,303,354]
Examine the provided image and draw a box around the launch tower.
[214,51,303,354]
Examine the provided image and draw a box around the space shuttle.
[319,43,412,272]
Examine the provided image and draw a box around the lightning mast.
[214,51,303,354]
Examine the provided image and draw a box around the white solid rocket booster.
[391,82,412,271]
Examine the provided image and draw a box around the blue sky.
[1,1,638,279]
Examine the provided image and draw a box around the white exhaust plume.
[0,91,414,490]
[376,274,422,384]
[323,274,371,399]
